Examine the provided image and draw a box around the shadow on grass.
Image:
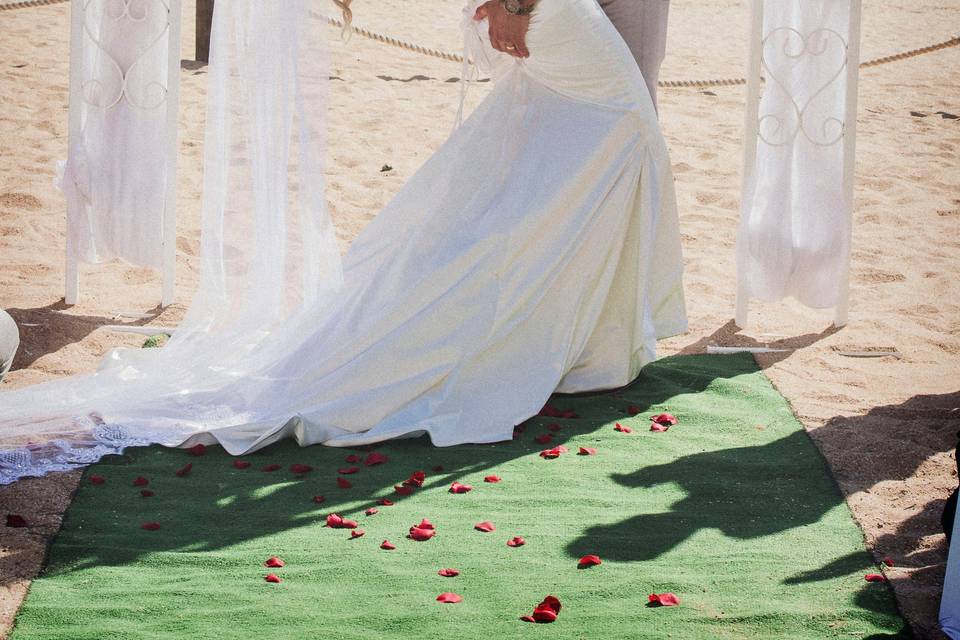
[565,429,840,562]
[17,353,755,581]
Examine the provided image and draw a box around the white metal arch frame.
[64,0,181,307]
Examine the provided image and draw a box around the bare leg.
[598,0,670,114]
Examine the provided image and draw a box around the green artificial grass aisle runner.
[12,354,906,639]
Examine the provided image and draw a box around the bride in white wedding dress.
[0,0,685,482]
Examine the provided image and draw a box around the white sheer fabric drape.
[736,0,852,309]
[59,0,176,268]
[0,1,338,482]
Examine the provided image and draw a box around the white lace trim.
[0,417,156,484]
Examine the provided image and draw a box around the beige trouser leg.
[597,0,670,113]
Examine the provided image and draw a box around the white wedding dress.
[0,0,685,482]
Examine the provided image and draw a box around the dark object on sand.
[0,308,18,382]
[944,431,960,543]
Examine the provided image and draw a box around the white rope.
[2,0,957,88]
[322,15,960,88]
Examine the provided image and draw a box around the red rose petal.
[6,514,27,528]
[313,495,326,504]
[175,463,193,477]
[650,423,669,432]
[90,474,106,485]
[534,434,553,445]
[507,536,526,547]
[133,476,149,487]
[264,573,282,583]
[338,466,359,475]
[365,507,379,516]
[140,490,155,498]
[264,556,285,568]
[883,557,894,567]
[363,452,388,466]
[326,513,344,528]
[627,405,643,415]
[474,521,495,532]
[394,485,413,496]
[484,475,502,483]
[189,443,207,456]
[345,454,361,463]
[351,529,365,538]
[417,518,436,530]
[578,554,602,568]
[651,413,679,426]
[539,447,563,459]
[380,540,396,550]
[560,410,578,419]
[578,447,597,456]
[432,465,444,473]
[525,595,562,623]
[341,519,359,529]
[540,596,562,614]
[409,526,436,541]
[538,404,562,418]
[141,522,161,531]
[337,477,352,489]
[378,499,394,506]
[261,463,281,472]
[438,568,460,577]
[865,573,887,583]
[436,592,463,604]
[614,423,632,433]
[547,423,562,432]
[532,608,558,623]
[404,471,426,487]
[290,464,313,474]
[233,460,251,469]
[648,592,680,606]
[449,482,473,494]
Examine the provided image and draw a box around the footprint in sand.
[695,191,722,206]
[855,268,906,284]
[0,192,42,211]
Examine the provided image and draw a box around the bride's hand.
[474,1,530,58]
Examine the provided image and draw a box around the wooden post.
[196,0,214,63]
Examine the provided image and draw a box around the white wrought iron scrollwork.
[757,26,849,148]
[79,0,172,111]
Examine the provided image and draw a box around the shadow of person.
[563,390,957,563]
[565,429,840,562]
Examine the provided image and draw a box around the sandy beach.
[1,0,958,636]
